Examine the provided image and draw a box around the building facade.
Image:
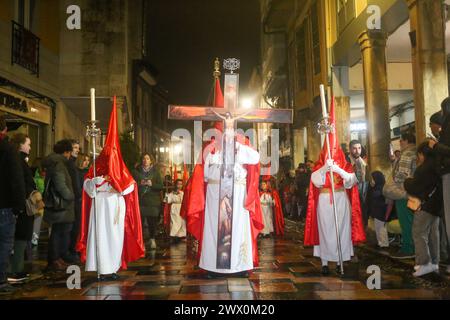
[260,0,449,175]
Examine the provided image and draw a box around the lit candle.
[319,84,327,118]
[90,88,96,121]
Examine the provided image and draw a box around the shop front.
[0,87,52,163]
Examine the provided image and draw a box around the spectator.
[367,171,392,249]
[0,116,25,294]
[429,97,450,275]
[349,140,369,226]
[133,153,163,250]
[427,112,449,266]
[66,140,82,263]
[76,153,90,189]
[405,141,443,277]
[8,134,38,283]
[306,160,315,173]
[391,133,417,259]
[31,158,45,247]
[429,111,444,140]
[295,164,310,219]
[42,139,75,271]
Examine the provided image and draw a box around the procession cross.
[168,58,293,269]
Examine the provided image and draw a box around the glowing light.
[174,144,182,154]
[241,98,253,109]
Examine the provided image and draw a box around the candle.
[319,84,327,118]
[90,88,96,121]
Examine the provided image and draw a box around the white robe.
[83,177,134,275]
[260,193,274,235]
[165,191,186,237]
[199,142,260,273]
[311,166,357,262]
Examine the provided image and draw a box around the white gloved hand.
[326,159,334,169]
[92,176,105,185]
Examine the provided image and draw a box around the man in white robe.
[311,160,358,274]
[164,179,186,241]
[83,176,134,277]
[199,142,260,274]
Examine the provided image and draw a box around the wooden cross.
[168,59,293,269]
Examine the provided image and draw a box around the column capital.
[358,30,387,51]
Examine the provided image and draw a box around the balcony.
[11,21,40,76]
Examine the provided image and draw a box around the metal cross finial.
[223,58,240,74]
[213,57,221,79]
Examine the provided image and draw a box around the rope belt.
[208,179,246,185]
[320,186,344,194]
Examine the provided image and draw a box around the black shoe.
[335,265,342,274]
[0,283,18,295]
[99,273,120,282]
[233,271,249,278]
[321,266,329,275]
[391,251,415,260]
[206,271,222,279]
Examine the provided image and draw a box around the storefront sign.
[0,88,51,124]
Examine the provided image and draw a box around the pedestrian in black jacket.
[8,134,36,283]
[0,116,25,294]
[405,141,443,277]
[67,140,82,262]
[42,139,75,271]
[429,97,450,275]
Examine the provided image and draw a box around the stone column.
[306,120,322,162]
[407,0,448,142]
[334,96,351,147]
[358,30,392,176]
[115,96,126,135]
[293,128,305,167]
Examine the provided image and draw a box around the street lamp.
[241,97,253,109]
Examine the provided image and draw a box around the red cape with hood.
[303,97,365,246]
[180,77,264,267]
[261,174,284,236]
[76,97,145,269]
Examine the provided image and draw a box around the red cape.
[303,163,366,246]
[272,190,284,236]
[163,202,171,234]
[76,97,145,270]
[181,139,264,267]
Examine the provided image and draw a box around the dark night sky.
[147,0,261,106]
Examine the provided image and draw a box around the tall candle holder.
[86,120,101,279]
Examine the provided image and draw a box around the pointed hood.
[86,96,134,192]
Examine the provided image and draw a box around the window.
[15,0,36,30]
[311,2,321,75]
[296,24,307,91]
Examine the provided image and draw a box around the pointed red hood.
[85,96,135,192]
